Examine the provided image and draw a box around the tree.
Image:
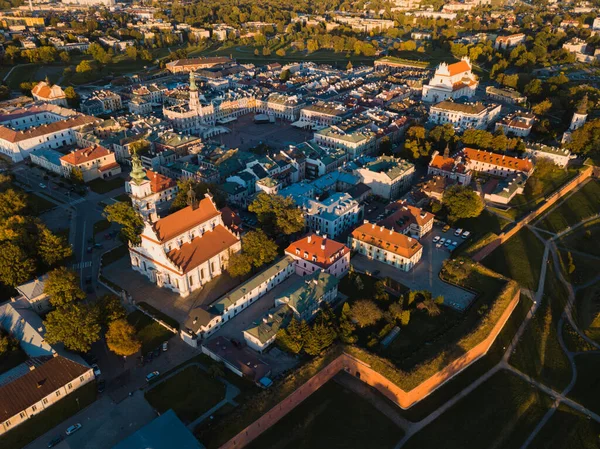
[64,86,80,108]
[106,319,141,356]
[0,85,10,100]
[0,242,36,287]
[248,192,304,235]
[400,310,411,326]
[170,179,225,211]
[44,267,85,307]
[227,252,253,277]
[388,302,404,321]
[566,251,576,275]
[280,69,290,82]
[44,303,101,352]
[97,294,127,325]
[104,202,144,245]
[125,45,138,61]
[429,124,456,150]
[567,119,600,155]
[443,185,484,222]
[461,129,494,150]
[37,227,72,267]
[0,188,27,219]
[76,60,93,74]
[241,230,278,268]
[276,317,304,354]
[276,48,286,58]
[374,280,389,302]
[420,297,441,316]
[532,99,553,116]
[403,126,431,160]
[339,302,356,343]
[350,300,383,328]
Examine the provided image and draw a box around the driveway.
[24,392,156,449]
[351,227,475,311]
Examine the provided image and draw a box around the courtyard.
[350,225,475,311]
[213,113,313,152]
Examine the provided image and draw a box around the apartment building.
[428,101,501,131]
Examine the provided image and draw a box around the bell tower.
[189,71,200,113]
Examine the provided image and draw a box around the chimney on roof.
[307,235,312,243]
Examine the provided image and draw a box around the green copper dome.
[130,149,147,185]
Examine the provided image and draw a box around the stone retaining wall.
[219,290,520,449]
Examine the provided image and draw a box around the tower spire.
[130,147,147,186]
[189,71,197,92]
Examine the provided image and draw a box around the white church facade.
[422,57,479,103]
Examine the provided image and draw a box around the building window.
[32,405,37,412]
[56,391,61,397]
[80,376,84,382]
[43,398,48,405]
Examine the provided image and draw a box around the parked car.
[444,240,451,247]
[433,236,440,243]
[65,423,82,436]
[47,435,63,448]
[448,244,457,252]
[91,364,101,377]
[461,231,471,239]
[442,225,450,232]
[93,243,103,249]
[86,246,93,253]
[454,228,463,236]
[452,241,458,246]
[146,371,160,382]
[39,183,47,189]
[162,341,168,352]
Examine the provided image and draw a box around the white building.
[129,190,241,298]
[314,123,376,158]
[299,192,363,240]
[348,222,423,272]
[525,144,572,168]
[29,148,63,175]
[355,155,416,200]
[31,81,67,107]
[295,101,349,129]
[60,145,121,182]
[494,33,526,50]
[495,111,536,137]
[428,101,502,131]
[428,149,473,185]
[422,57,479,103]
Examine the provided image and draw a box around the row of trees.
[42,267,141,355]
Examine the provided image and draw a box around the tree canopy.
[44,303,101,352]
[248,192,304,236]
[442,185,484,223]
[44,267,86,307]
[106,319,141,356]
[104,202,144,245]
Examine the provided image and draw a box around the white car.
[146,371,160,382]
[454,228,463,237]
[39,183,47,189]
[461,231,471,239]
[91,364,101,377]
[433,236,440,243]
[65,423,82,436]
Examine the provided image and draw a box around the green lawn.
[403,370,553,449]
[101,244,128,268]
[113,193,132,204]
[510,263,572,391]
[483,227,546,292]
[395,294,532,422]
[26,192,56,215]
[528,405,600,449]
[535,180,600,234]
[127,310,174,353]
[87,177,125,194]
[568,353,600,415]
[558,249,599,287]
[0,381,97,449]
[245,379,403,449]
[93,219,111,235]
[562,320,597,353]
[558,220,600,258]
[575,280,600,344]
[145,365,225,423]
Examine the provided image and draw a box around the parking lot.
[351,224,476,311]
[212,113,313,152]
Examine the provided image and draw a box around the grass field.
[88,177,125,194]
[26,192,56,215]
[510,263,572,391]
[93,219,111,235]
[482,227,546,291]
[528,404,600,449]
[403,370,553,449]
[575,280,600,344]
[0,381,97,449]
[245,379,403,449]
[145,365,225,423]
[567,353,600,415]
[127,310,174,354]
[558,220,600,258]
[535,179,600,234]
[562,320,597,353]
[558,249,599,286]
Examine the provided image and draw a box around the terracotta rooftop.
[0,356,90,422]
[60,145,112,166]
[447,59,471,76]
[0,114,97,144]
[380,201,434,231]
[351,223,423,259]
[429,152,467,173]
[31,81,65,100]
[147,170,176,193]
[463,148,533,173]
[167,224,239,273]
[285,234,349,268]
[153,197,220,242]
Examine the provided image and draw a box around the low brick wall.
[474,166,594,262]
[219,290,520,449]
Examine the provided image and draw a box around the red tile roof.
[429,153,467,173]
[380,201,434,231]
[0,115,97,143]
[153,197,220,242]
[60,145,112,166]
[463,148,533,173]
[447,60,471,76]
[285,234,349,268]
[147,170,176,193]
[351,223,423,259]
[0,356,90,422]
[167,224,239,273]
[31,82,65,100]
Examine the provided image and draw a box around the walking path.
[395,210,600,448]
[143,361,241,430]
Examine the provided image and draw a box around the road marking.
[72,261,92,269]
